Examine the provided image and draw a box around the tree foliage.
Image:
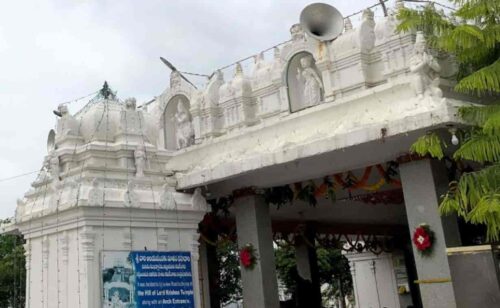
[274,243,352,302]
[215,239,242,306]
[0,219,25,307]
[399,1,500,241]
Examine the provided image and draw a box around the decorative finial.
[344,18,353,31]
[362,8,374,21]
[98,81,116,100]
[235,62,243,76]
[273,47,281,59]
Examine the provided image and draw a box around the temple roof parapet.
[13,1,472,219]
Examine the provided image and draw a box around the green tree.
[215,239,242,306]
[274,243,352,304]
[0,220,26,307]
[398,0,500,241]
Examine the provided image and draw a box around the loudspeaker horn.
[300,3,344,41]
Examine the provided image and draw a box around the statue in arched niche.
[174,100,195,149]
[296,55,323,107]
[410,31,442,99]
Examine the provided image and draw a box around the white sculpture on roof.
[49,153,61,182]
[160,183,176,210]
[296,55,323,107]
[134,148,145,177]
[410,31,443,99]
[55,103,79,137]
[170,70,182,90]
[290,23,305,42]
[174,100,195,149]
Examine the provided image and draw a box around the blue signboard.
[102,251,195,308]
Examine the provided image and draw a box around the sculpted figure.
[160,183,176,210]
[134,148,145,177]
[290,23,305,42]
[170,70,182,89]
[410,32,443,99]
[55,103,79,136]
[174,101,195,149]
[296,55,323,106]
[36,156,51,183]
[191,187,209,211]
[49,153,61,181]
[125,97,136,110]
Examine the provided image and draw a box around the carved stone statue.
[160,184,176,210]
[191,187,208,211]
[290,23,305,42]
[170,70,182,89]
[120,97,142,136]
[410,32,443,99]
[296,55,323,106]
[174,100,195,149]
[125,97,136,110]
[36,156,51,183]
[134,148,145,177]
[55,103,79,137]
[49,153,61,181]
[359,9,376,51]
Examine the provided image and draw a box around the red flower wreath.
[239,244,257,269]
[412,224,434,256]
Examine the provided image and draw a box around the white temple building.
[3,1,499,308]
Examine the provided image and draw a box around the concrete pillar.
[234,190,280,308]
[199,240,211,308]
[294,226,322,307]
[400,159,460,307]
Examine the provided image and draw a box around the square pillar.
[400,159,460,307]
[234,190,280,308]
[294,226,322,307]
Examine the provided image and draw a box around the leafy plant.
[274,243,352,303]
[0,219,25,307]
[410,132,446,159]
[399,0,500,241]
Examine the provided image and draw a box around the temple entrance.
[197,161,425,308]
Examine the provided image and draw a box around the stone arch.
[285,51,324,113]
[163,94,191,150]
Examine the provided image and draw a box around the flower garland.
[412,224,435,256]
[239,243,258,269]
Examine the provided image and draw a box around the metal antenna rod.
[160,57,198,89]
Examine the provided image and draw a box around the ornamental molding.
[42,235,50,268]
[157,228,168,251]
[60,231,69,264]
[80,227,96,261]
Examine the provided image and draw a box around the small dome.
[77,98,158,145]
[78,99,122,143]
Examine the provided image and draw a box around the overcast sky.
[0,0,410,219]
